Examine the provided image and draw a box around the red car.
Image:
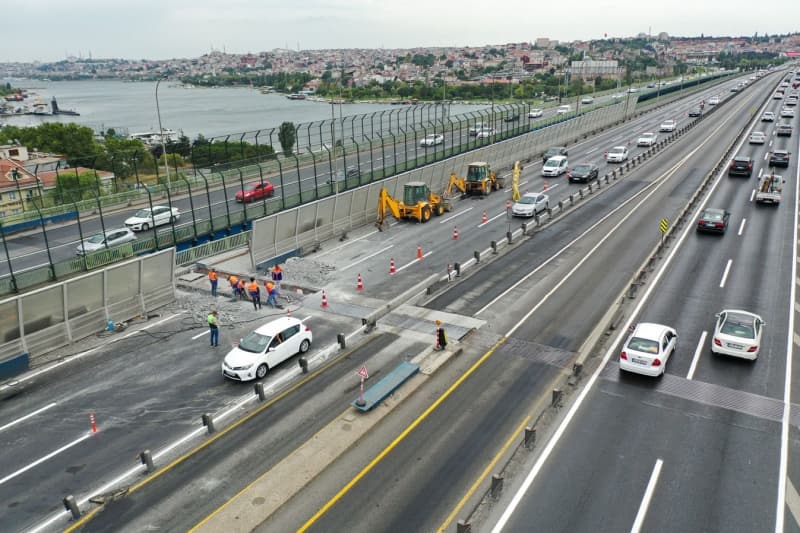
[235,181,274,202]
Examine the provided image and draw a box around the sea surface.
[1,79,488,140]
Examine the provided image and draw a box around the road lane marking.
[0,402,57,433]
[339,245,393,271]
[750,189,756,202]
[765,153,769,161]
[0,433,92,486]
[738,218,747,235]
[631,459,664,533]
[440,206,474,224]
[786,477,800,529]
[191,330,209,340]
[686,331,707,380]
[759,168,764,178]
[719,259,733,288]
[478,211,507,228]
[396,251,434,272]
[317,228,383,256]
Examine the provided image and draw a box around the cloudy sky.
[4,0,799,62]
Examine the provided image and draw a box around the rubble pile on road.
[281,256,337,289]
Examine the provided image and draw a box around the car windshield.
[238,331,271,353]
[627,337,659,354]
[642,133,654,138]
[573,165,591,173]
[721,318,755,339]
[544,160,560,168]
[86,234,106,244]
[134,209,151,218]
[546,148,563,156]
[518,196,538,205]
[610,148,624,154]
[703,211,724,221]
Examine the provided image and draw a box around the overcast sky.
[4,0,799,62]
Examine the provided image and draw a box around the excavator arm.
[376,188,402,230]
[445,172,466,197]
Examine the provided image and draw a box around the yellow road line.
[64,336,381,532]
[437,414,531,532]
[296,336,507,532]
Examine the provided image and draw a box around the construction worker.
[208,269,218,297]
[207,310,220,347]
[271,264,283,290]
[265,280,278,308]
[236,278,247,301]
[247,277,261,310]
[228,275,239,299]
[435,320,447,351]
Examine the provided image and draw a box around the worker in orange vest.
[236,279,247,301]
[271,264,283,290]
[208,269,218,297]
[247,277,261,310]
[265,280,278,308]
[228,275,239,299]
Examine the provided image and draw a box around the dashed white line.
[719,259,733,288]
[759,168,764,178]
[631,459,664,533]
[191,330,209,340]
[478,211,507,228]
[340,244,393,271]
[396,251,434,272]
[738,218,747,235]
[750,189,756,202]
[440,207,474,224]
[686,331,707,381]
[0,402,57,433]
[0,433,92,486]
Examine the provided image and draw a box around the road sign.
[357,365,369,379]
[659,218,669,233]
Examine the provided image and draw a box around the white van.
[556,104,572,115]
[222,316,312,381]
[542,155,568,177]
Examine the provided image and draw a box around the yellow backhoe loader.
[376,182,452,229]
[445,162,505,197]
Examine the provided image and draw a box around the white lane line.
[339,245,393,271]
[631,459,664,533]
[786,477,800,530]
[317,228,382,256]
[0,402,57,433]
[738,218,747,236]
[750,189,756,202]
[191,330,209,340]
[686,331,707,381]
[765,152,769,161]
[0,433,92,486]
[585,148,597,154]
[302,315,312,322]
[440,207,474,224]
[719,259,733,288]
[396,251,434,272]
[759,168,764,178]
[478,211,507,228]
[0,313,185,392]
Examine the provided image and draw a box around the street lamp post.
[155,75,171,189]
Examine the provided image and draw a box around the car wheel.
[256,364,268,379]
[142,223,150,231]
[299,339,310,353]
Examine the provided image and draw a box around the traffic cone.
[286,307,291,317]
[321,290,328,308]
[417,245,423,260]
[90,412,97,434]
[543,180,549,191]
[482,210,488,224]
[603,150,608,158]
[453,226,459,240]
[389,258,396,275]
[627,138,631,145]
[357,273,364,290]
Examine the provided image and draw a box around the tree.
[278,121,296,155]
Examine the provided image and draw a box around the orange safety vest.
[237,280,246,290]
[265,281,275,294]
[229,275,238,286]
[209,271,217,281]
[247,281,258,293]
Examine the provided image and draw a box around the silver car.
[76,228,137,255]
[749,131,766,144]
[512,192,549,217]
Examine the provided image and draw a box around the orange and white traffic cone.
[286,307,292,317]
[90,412,97,434]
[357,273,364,290]
[543,180,549,191]
[417,245,423,260]
[482,210,488,224]
[321,290,328,308]
[389,258,396,275]
[453,226,459,240]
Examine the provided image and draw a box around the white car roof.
[611,146,627,151]
[253,316,303,336]
[631,322,671,340]
[546,155,567,163]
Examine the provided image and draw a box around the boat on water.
[31,98,49,115]
[287,93,307,100]
[128,129,180,145]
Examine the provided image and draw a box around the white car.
[222,316,313,381]
[468,122,487,136]
[420,133,444,147]
[708,96,720,105]
[611,93,625,100]
[606,146,629,163]
[512,192,549,217]
[528,108,543,118]
[637,132,658,147]
[781,107,796,118]
[773,93,784,100]
[711,310,764,360]
[475,127,495,139]
[124,205,181,232]
[76,228,137,255]
[542,155,568,177]
[659,120,677,132]
[762,111,776,122]
[580,96,594,104]
[749,131,767,144]
[619,323,677,377]
[556,104,572,115]
[627,87,640,94]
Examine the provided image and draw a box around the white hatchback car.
[781,107,795,118]
[512,192,549,217]
[619,323,678,377]
[711,310,764,360]
[420,133,444,147]
[659,120,677,132]
[542,155,568,177]
[709,96,720,105]
[76,228,137,255]
[606,146,629,163]
[556,104,572,115]
[528,108,543,118]
[124,205,181,232]
[222,316,312,381]
[637,132,658,147]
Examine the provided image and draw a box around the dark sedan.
[542,146,568,163]
[504,113,520,123]
[688,108,703,117]
[728,155,753,177]
[568,163,600,183]
[696,208,730,234]
[769,150,790,168]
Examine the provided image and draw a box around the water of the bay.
[1,80,489,140]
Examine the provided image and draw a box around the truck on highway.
[755,173,784,204]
